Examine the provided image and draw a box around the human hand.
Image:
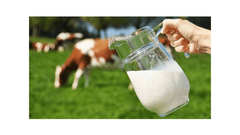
[161,19,211,54]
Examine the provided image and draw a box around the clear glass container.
[109,26,190,117]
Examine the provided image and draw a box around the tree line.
[29,17,210,38]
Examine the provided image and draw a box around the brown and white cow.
[29,32,83,53]
[54,38,120,90]
[56,32,83,41]
[54,32,83,51]
[29,41,56,53]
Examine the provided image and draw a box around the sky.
[100,26,136,39]
[85,22,136,39]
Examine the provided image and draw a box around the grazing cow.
[55,32,83,51]
[54,38,119,90]
[29,41,56,53]
[158,36,173,57]
[56,32,83,41]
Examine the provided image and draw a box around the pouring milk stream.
[109,22,190,117]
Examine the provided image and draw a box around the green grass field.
[29,37,211,119]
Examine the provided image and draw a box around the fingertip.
[189,43,195,54]
[175,45,184,52]
[175,44,189,53]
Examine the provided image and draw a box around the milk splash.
[127,60,190,116]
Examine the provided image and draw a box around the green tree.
[29,17,77,37]
[127,17,163,29]
[29,17,44,36]
[81,17,109,38]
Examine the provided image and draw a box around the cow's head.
[54,65,68,88]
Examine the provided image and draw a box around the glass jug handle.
[153,22,190,58]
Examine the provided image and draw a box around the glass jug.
[108,25,190,117]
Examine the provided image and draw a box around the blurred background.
[29,16,211,119]
[29,17,211,39]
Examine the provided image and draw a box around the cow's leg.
[58,46,64,52]
[74,55,91,89]
[83,70,89,88]
[72,68,84,90]
[44,45,50,53]
[63,41,70,51]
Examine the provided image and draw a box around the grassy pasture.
[29,36,211,119]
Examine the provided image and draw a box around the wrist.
[195,28,211,54]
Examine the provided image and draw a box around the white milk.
[127,61,190,116]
